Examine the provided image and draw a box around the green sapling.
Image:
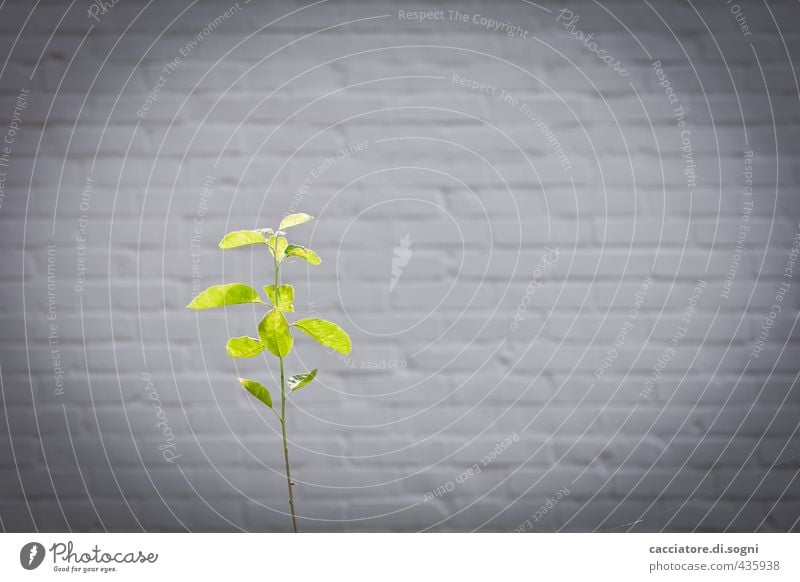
[187,212,351,532]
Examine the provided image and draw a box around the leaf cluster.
[187,213,350,408]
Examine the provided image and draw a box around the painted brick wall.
[1,0,799,531]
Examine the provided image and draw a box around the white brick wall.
[1,0,799,531]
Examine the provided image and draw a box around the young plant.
[187,212,351,532]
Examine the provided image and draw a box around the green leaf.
[268,236,288,262]
[218,230,267,249]
[279,213,314,230]
[284,244,321,266]
[226,336,265,358]
[292,318,351,355]
[186,283,263,310]
[258,309,293,357]
[264,284,294,312]
[288,369,317,392]
[238,378,273,408]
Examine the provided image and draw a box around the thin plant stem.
[274,243,298,533]
[279,355,298,532]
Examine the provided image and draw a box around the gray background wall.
[1,0,799,532]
